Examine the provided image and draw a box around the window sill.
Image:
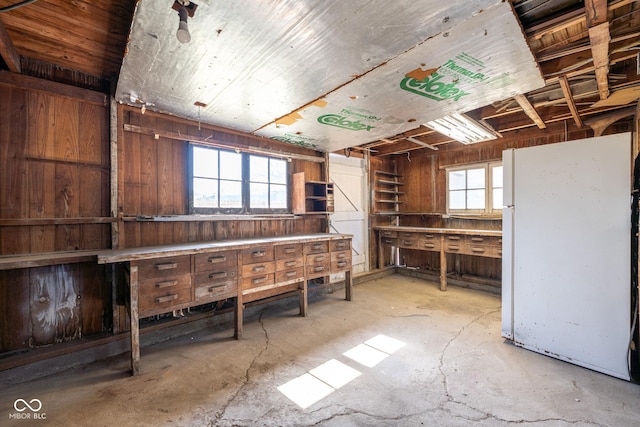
[124,214,299,222]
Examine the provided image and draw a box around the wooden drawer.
[275,267,304,283]
[135,255,191,280]
[379,230,398,238]
[275,243,302,260]
[138,273,192,315]
[241,261,276,277]
[330,239,350,252]
[331,258,351,272]
[331,250,351,263]
[380,237,398,246]
[398,233,419,248]
[276,257,303,271]
[306,253,330,278]
[194,271,237,302]
[464,235,499,257]
[241,246,274,264]
[194,250,237,272]
[241,273,275,290]
[419,235,441,252]
[304,241,329,254]
[444,234,464,253]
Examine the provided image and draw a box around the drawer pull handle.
[402,240,415,245]
[383,239,394,244]
[312,244,323,250]
[447,236,461,241]
[337,261,347,268]
[471,237,484,242]
[208,256,226,263]
[155,294,178,304]
[209,272,228,279]
[252,265,266,272]
[252,251,266,257]
[284,247,296,254]
[381,232,393,236]
[284,271,297,278]
[314,255,326,262]
[424,234,435,239]
[155,262,178,270]
[313,266,324,272]
[335,242,346,249]
[472,247,485,253]
[252,276,268,284]
[156,280,177,288]
[208,284,227,291]
[336,253,347,259]
[424,244,435,249]
[448,245,460,250]
[285,260,297,267]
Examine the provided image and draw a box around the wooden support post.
[345,269,353,301]
[235,251,243,339]
[129,265,140,375]
[439,235,447,291]
[300,278,308,317]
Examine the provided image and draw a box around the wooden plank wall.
[0,77,111,352]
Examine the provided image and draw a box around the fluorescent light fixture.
[424,112,498,145]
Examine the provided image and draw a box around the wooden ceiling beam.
[558,76,585,128]
[514,94,546,129]
[0,19,21,73]
[585,0,611,100]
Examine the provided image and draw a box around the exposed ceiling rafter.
[514,94,546,129]
[0,19,20,73]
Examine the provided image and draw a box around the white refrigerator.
[502,133,631,381]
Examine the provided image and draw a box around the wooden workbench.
[97,233,353,375]
[374,226,501,291]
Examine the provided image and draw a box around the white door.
[329,153,368,275]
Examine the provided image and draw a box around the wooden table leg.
[345,269,353,301]
[300,279,308,317]
[129,265,140,375]
[378,232,384,269]
[439,236,447,292]
[236,292,243,339]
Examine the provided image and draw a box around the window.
[190,145,289,214]
[446,163,502,215]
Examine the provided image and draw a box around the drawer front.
[379,230,398,238]
[194,274,237,302]
[306,252,330,265]
[275,267,304,283]
[444,234,463,253]
[494,237,503,258]
[330,239,350,252]
[194,250,237,272]
[275,243,302,260]
[241,261,276,277]
[135,255,191,280]
[241,246,274,264]
[138,274,192,315]
[276,257,304,271]
[241,273,275,290]
[398,235,419,248]
[304,241,329,254]
[194,267,237,290]
[331,250,351,263]
[306,253,330,278]
[331,258,351,273]
[464,235,499,257]
[420,236,441,252]
[380,237,398,246]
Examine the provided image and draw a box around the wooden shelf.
[375,170,401,177]
[292,172,334,214]
[375,179,405,186]
[373,169,404,214]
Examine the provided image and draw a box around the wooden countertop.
[98,233,353,264]
[0,250,101,270]
[374,226,502,236]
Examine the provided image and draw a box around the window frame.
[445,162,502,216]
[188,144,289,215]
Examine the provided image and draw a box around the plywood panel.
[79,102,106,165]
[79,262,109,336]
[26,91,56,159]
[54,97,79,162]
[0,269,32,352]
[0,86,28,220]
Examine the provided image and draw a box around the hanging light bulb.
[176,5,190,43]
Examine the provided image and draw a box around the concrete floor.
[2,274,640,426]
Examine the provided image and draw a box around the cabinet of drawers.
[194,250,238,303]
[135,255,192,317]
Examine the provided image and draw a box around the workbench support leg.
[439,237,447,292]
[345,270,353,301]
[236,293,243,339]
[129,265,140,375]
[300,279,308,317]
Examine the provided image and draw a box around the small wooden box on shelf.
[292,172,334,214]
[373,170,404,214]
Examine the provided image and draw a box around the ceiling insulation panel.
[116,0,543,151]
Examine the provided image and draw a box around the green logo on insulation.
[400,72,470,102]
[317,114,375,131]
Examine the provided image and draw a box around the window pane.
[193,177,218,207]
[449,170,466,190]
[220,151,242,180]
[250,183,269,208]
[492,166,503,188]
[193,147,218,178]
[493,188,503,210]
[220,180,242,208]
[467,168,485,189]
[449,190,466,209]
[250,156,269,182]
[270,184,287,208]
[467,189,485,209]
[270,158,287,184]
